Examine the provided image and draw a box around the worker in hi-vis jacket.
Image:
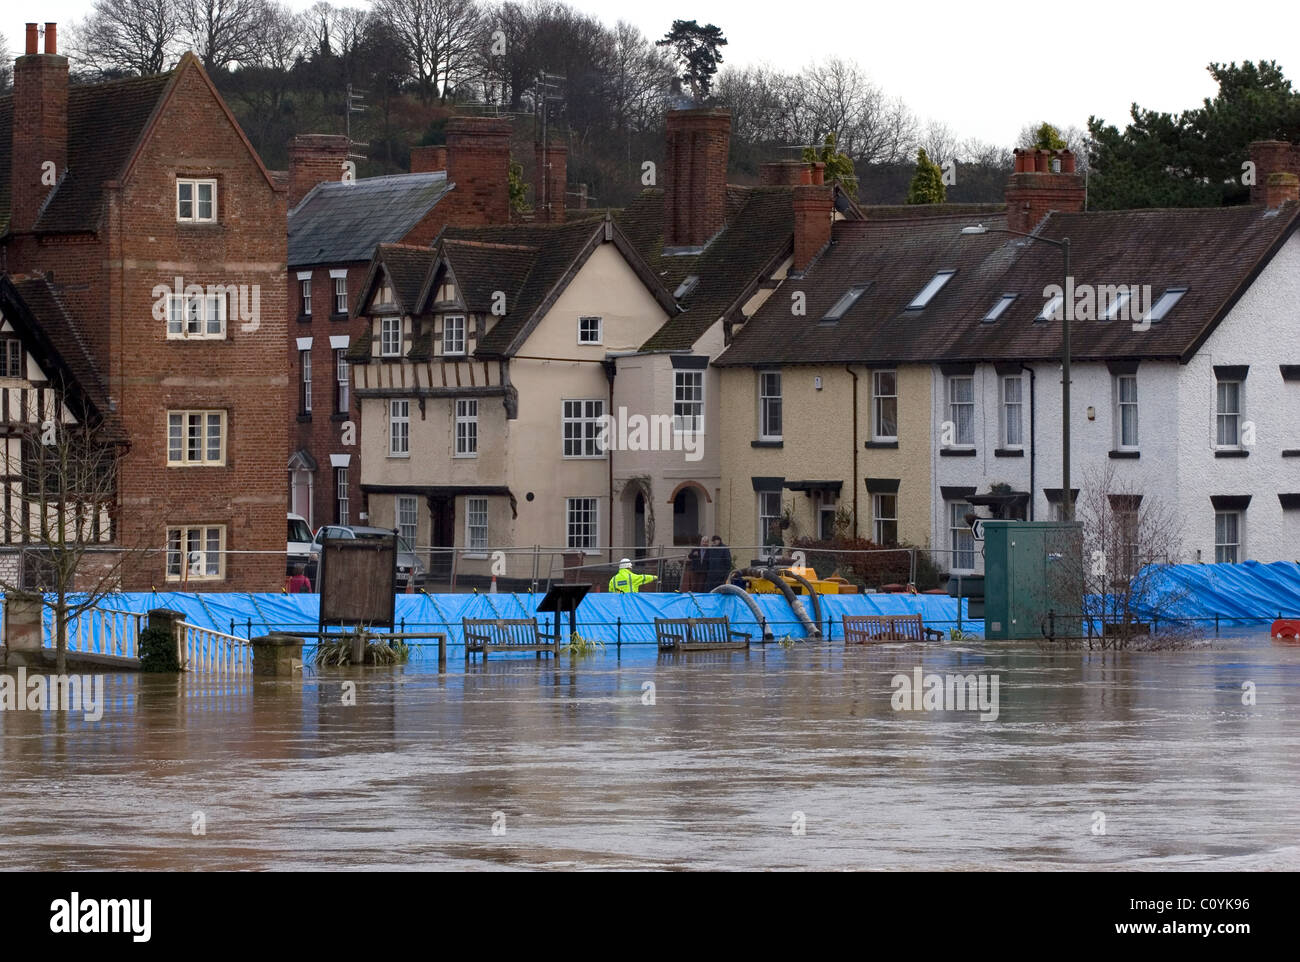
[609,558,657,593]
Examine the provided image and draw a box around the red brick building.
[0,23,287,591]
[285,119,529,529]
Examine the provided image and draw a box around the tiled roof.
[371,244,436,313]
[0,274,123,437]
[0,72,173,235]
[433,240,540,314]
[616,186,796,351]
[288,172,451,267]
[716,204,1300,366]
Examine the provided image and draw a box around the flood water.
[3,634,1299,871]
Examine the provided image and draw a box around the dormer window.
[906,270,955,310]
[673,275,700,299]
[177,178,217,223]
[371,280,395,312]
[822,285,868,323]
[443,315,466,355]
[0,335,23,379]
[380,316,401,357]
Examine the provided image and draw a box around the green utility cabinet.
[982,521,1083,640]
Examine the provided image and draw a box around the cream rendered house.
[349,215,676,586]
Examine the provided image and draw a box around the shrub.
[139,624,182,673]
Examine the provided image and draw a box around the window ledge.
[1108,450,1140,459]
[994,448,1024,458]
[297,314,312,323]
[1283,450,1300,458]
[330,411,350,422]
[1214,449,1249,458]
[865,440,898,449]
[939,448,977,457]
[752,440,783,448]
[296,413,312,423]
[461,553,489,560]
[330,313,349,321]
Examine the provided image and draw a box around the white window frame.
[455,398,479,457]
[578,316,603,345]
[1214,510,1241,564]
[1215,378,1242,449]
[673,370,704,434]
[167,410,226,467]
[336,466,349,526]
[300,349,312,413]
[947,375,975,447]
[165,524,226,581]
[907,270,955,310]
[389,399,410,457]
[333,276,348,315]
[442,314,466,356]
[396,495,418,547]
[562,399,605,459]
[1116,374,1139,450]
[380,316,402,357]
[335,350,349,413]
[1,335,24,379]
[873,492,898,545]
[300,277,312,316]
[466,496,488,552]
[759,371,782,441]
[872,370,898,441]
[949,501,975,572]
[166,291,227,340]
[566,497,599,551]
[1001,374,1024,449]
[758,491,782,544]
[176,178,217,223]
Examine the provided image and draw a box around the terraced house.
[0,24,288,590]
[716,143,1300,572]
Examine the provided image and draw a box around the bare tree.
[0,394,155,674]
[1072,463,1194,648]
[180,0,266,72]
[70,0,183,76]
[0,32,12,91]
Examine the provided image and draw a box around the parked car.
[287,513,313,576]
[305,525,426,591]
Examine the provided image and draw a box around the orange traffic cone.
[490,575,498,594]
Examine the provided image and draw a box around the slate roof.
[288,172,451,267]
[615,186,798,351]
[0,274,124,438]
[0,72,173,235]
[716,204,1300,366]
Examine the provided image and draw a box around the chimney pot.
[25,23,37,55]
[44,23,57,55]
[1034,150,1050,173]
[812,162,826,186]
[1059,150,1077,173]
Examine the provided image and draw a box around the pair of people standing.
[688,536,733,591]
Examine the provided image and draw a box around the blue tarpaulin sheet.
[1131,560,1300,624]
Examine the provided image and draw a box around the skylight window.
[1101,289,1132,321]
[983,293,1017,323]
[822,284,869,322]
[907,270,956,310]
[673,275,700,299]
[1036,294,1063,322]
[1146,287,1187,323]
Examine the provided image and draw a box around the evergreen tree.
[906,148,946,204]
[802,132,859,199]
[656,19,727,102]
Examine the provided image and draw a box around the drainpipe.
[604,358,616,567]
[846,364,859,537]
[1021,362,1036,521]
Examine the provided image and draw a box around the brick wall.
[444,117,513,225]
[663,108,731,249]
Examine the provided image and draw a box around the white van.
[287,513,313,575]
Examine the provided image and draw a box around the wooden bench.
[843,614,944,644]
[462,618,560,662]
[654,617,751,651]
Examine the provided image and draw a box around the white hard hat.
[619,558,632,569]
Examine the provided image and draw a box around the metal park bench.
[842,614,944,644]
[654,617,751,651]
[462,618,560,663]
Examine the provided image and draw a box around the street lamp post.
[961,225,1073,520]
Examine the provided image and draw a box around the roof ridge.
[445,239,540,252]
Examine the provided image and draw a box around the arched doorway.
[633,493,647,558]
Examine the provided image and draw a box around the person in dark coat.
[686,536,709,592]
[706,535,733,590]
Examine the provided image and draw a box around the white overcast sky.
[6,0,1296,145]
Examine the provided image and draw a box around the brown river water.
[2,633,1299,871]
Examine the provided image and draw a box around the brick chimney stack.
[410,145,448,173]
[1005,148,1086,234]
[534,141,567,224]
[288,134,351,208]
[759,161,807,187]
[663,108,731,251]
[1265,172,1300,208]
[445,117,513,226]
[792,184,833,273]
[1248,141,1300,206]
[10,22,68,234]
